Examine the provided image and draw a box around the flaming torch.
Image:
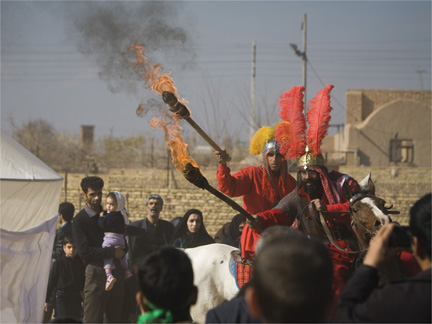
[150,113,262,230]
[129,43,258,226]
[126,44,229,157]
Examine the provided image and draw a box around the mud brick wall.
[60,168,244,237]
[60,166,431,236]
[346,89,431,125]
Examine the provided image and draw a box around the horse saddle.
[230,250,254,266]
[229,250,253,290]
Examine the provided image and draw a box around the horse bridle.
[349,193,399,240]
[299,192,400,254]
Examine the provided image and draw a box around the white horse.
[184,243,239,323]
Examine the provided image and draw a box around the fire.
[150,112,198,172]
[128,43,196,173]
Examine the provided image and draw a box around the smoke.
[65,1,196,98]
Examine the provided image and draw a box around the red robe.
[217,164,297,215]
[241,170,360,296]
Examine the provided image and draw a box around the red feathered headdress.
[275,85,334,167]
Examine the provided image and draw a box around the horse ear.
[359,172,375,195]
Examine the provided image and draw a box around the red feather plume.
[306,84,334,156]
[275,85,307,159]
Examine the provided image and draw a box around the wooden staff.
[181,162,263,231]
[162,91,224,152]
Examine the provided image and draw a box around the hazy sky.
[1,0,431,145]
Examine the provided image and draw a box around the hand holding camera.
[363,223,412,269]
[389,225,411,248]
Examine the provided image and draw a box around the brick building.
[323,89,431,167]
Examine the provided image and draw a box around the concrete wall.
[60,166,431,236]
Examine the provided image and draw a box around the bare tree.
[232,85,280,133]
[10,118,88,172]
[194,72,241,153]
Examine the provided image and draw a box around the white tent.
[0,130,63,323]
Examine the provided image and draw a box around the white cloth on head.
[113,191,131,225]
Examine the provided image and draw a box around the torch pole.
[162,91,225,152]
[205,184,263,231]
[184,118,223,152]
[182,163,263,231]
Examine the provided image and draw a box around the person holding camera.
[334,193,431,323]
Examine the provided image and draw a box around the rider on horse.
[241,85,362,295]
[242,148,361,296]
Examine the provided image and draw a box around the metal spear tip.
[162,91,178,107]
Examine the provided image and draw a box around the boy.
[52,202,75,260]
[136,247,198,323]
[45,235,85,320]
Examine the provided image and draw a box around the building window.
[390,139,414,163]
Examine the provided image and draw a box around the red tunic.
[216,164,297,215]
[241,170,360,296]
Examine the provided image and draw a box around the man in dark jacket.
[127,194,174,266]
[334,193,431,323]
[122,194,174,323]
[72,176,126,323]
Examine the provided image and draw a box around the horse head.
[349,172,394,249]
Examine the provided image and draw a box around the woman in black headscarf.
[171,209,215,248]
[221,214,246,248]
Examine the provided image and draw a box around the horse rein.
[318,210,368,254]
[317,192,399,254]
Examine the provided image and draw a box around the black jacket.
[205,296,261,324]
[126,218,174,266]
[72,206,116,266]
[45,255,85,302]
[334,265,431,323]
[52,222,73,260]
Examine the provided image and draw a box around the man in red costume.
[242,150,361,296]
[241,85,419,297]
[241,85,362,295]
[215,126,297,216]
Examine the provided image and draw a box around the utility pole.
[250,41,257,165]
[290,14,308,110]
[416,69,425,90]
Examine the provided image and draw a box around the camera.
[389,226,411,247]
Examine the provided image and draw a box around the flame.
[128,43,195,172]
[150,111,198,172]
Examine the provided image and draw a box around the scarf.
[112,191,131,225]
